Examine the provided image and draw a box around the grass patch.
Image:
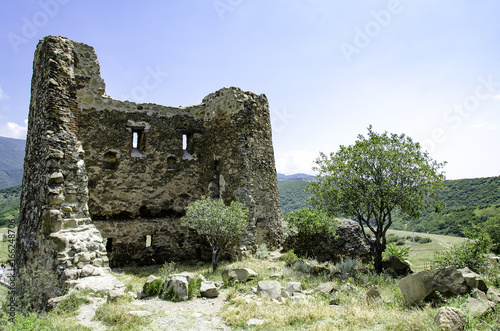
[94,301,151,330]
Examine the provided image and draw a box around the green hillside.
[0,136,25,189]
[277,176,500,238]
[0,184,21,226]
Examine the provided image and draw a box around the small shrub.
[293,260,311,273]
[144,279,163,297]
[335,258,358,275]
[383,243,411,261]
[188,277,202,299]
[254,244,270,260]
[434,225,492,273]
[414,235,432,244]
[160,261,177,280]
[280,249,299,266]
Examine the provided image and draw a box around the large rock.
[143,275,159,294]
[257,280,282,299]
[382,256,412,277]
[163,275,189,301]
[283,218,371,263]
[463,297,495,316]
[487,287,500,303]
[222,268,258,283]
[200,281,219,298]
[398,266,468,304]
[457,267,488,292]
[434,307,466,331]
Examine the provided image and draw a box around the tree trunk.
[373,247,384,273]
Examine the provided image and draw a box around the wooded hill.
[0,136,25,189]
[1,174,499,238]
[278,176,500,237]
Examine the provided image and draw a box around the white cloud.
[0,119,27,139]
[275,150,318,175]
[0,86,9,100]
[493,95,500,100]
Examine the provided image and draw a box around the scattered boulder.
[457,267,488,292]
[222,268,258,283]
[143,275,159,293]
[382,256,412,277]
[316,282,336,295]
[365,286,382,303]
[470,289,487,301]
[285,282,302,296]
[200,281,219,298]
[107,288,126,301]
[257,280,282,299]
[463,297,495,316]
[434,307,466,331]
[487,287,500,303]
[163,275,189,301]
[398,266,468,304]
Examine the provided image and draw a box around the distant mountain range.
[277,173,315,182]
[0,137,25,189]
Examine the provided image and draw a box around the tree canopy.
[181,196,249,270]
[307,126,446,272]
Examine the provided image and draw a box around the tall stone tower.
[16,35,282,289]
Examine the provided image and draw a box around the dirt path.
[75,294,230,330]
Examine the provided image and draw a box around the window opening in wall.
[146,235,152,248]
[182,134,188,151]
[102,151,118,170]
[105,238,112,253]
[131,129,144,157]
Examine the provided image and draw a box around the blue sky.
[0,0,499,179]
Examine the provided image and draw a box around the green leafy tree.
[307,126,446,273]
[181,196,249,271]
[283,208,337,258]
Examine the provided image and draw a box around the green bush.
[254,244,270,260]
[335,258,358,275]
[144,279,163,297]
[280,249,299,266]
[434,226,492,273]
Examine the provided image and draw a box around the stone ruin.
[15,36,282,292]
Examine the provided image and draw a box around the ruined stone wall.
[17,36,282,272]
[16,37,109,289]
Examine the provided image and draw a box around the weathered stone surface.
[434,307,466,331]
[257,280,282,299]
[15,35,283,308]
[398,266,468,304]
[463,297,495,316]
[457,267,488,292]
[382,256,412,277]
[283,219,371,263]
[470,288,487,301]
[80,265,95,278]
[285,282,302,295]
[487,287,500,303]
[164,275,189,301]
[222,268,258,283]
[200,281,219,298]
[143,275,159,294]
[365,286,382,303]
[316,282,336,295]
[108,288,126,301]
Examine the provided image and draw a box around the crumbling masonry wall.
[16,36,282,284]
